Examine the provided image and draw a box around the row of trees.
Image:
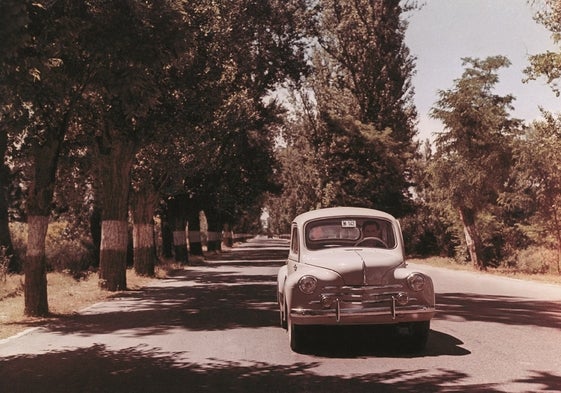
[3,0,561,319]
[0,0,315,316]
[266,1,561,275]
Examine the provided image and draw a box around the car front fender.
[284,265,344,312]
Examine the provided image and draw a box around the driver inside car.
[359,220,387,248]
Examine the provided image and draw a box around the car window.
[305,217,396,250]
[290,225,299,256]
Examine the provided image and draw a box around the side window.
[290,225,299,257]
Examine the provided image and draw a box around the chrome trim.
[311,284,406,307]
[336,298,340,322]
[293,283,434,322]
[291,304,434,318]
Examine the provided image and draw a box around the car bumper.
[290,303,435,326]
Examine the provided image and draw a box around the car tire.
[288,316,306,353]
[279,298,287,329]
[407,320,430,352]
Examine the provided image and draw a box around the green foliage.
[9,221,93,278]
[525,0,561,95]
[503,113,561,273]
[0,246,10,282]
[312,114,406,211]
[268,1,419,221]
[516,246,558,274]
[265,117,323,232]
[401,206,458,258]
[427,56,519,268]
[430,56,518,208]
[316,0,418,145]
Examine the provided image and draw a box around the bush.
[0,246,9,282]
[9,222,27,267]
[10,221,94,277]
[515,246,558,274]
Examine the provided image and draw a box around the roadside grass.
[409,256,561,285]
[0,259,191,340]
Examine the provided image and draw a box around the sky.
[404,0,561,142]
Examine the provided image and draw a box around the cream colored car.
[277,207,436,353]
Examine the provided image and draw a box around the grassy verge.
[409,256,561,285]
[0,259,188,341]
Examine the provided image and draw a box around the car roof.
[292,207,396,227]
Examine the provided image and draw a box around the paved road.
[1,237,561,392]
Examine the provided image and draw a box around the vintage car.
[277,207,435,352]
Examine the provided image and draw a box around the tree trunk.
[89,203,102,268]
[133,223,155,276]
[97,135,135,291]
[223,223,233,248]
[550,202,561,274]
[205,211,222,253]
[173,226,188,263]
[458,206,485,270]
[99,220,128,290]
[24,126,65,316]
[24,215,49,316]
[166,196,188,264]
[160,216,173,259]
[188,208,203,256]
[131,188,158,276]
[0,128,17,272]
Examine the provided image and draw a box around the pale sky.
[405,0,561,141]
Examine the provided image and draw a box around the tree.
[317,0,417,143]
[0,0,31,272]
[509,113,561,273]
[3,1,92,316]
[76,0,193,291]
[429,56,519,270]
[130,144,169,276]
[265,92,324,232]
[171,0,314,242]
[300,0,418,215]
[525,0,561,95]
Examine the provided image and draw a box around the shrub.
[8,222,27,266]
[515,246,557,274]
[0,246,9,282]
[10,221,94,277]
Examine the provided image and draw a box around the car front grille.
[311,284,405,307]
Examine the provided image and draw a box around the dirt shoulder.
[0,269,161,341]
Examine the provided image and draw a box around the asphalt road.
[1,237,561,392]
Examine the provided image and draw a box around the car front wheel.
[279,298,287,329]
[287,315,306,353]
[406,320,430,352]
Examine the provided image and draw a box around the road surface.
[1,237,561,392]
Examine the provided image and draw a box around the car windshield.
[305,217,396,250]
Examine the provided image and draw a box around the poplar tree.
[307,0,418,214]
[429,56,519,270]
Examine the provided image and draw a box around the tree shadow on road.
[287,325,470,359]
[33,264,470,359]
[0,343,509,393]
[7,243,559,390]
[436,293,561,329]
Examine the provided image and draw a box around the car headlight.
[407,273,426,291]
[298,275,318,294]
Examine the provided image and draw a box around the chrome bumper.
[290,303,435,324]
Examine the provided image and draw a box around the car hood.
[303,248,403,285]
